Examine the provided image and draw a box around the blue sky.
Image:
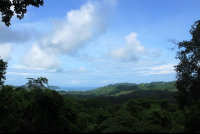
[1,0,200,87]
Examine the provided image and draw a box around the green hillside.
[63,81,177,105]
[65,81,176,97]
[138,81,176,91]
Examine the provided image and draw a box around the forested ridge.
[65,81,177,96]
[63,81,177,105]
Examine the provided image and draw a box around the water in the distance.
[58,87,98,91]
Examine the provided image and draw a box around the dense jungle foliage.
[0,73,199,133]
[0,83,182,133]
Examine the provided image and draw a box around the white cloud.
[0,43,12,61]
[106,32,162,62]
[136,64,175,75]
[39,1,114,55]
[21,44,61,69]
[21,0,116,69]
[107,33,147,62]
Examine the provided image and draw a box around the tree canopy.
[0,0,44,26]
[174,20,200,108]
[0,58,8,85]
[26,77,49,90]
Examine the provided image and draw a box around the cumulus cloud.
[106,32,162,62]
[21,0,116,69]
[39,0,115,55]
[0,43,12,61]
[21,44,61,69]
[107,33,147,62]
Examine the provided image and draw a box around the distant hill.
[107,82,137,87]
[64,81,177,105]
[48,85,61,90]
[66,81,177,97]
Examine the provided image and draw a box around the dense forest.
[0,82,182,133]
[0,65,199,132]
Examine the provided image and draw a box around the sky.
[1,0,200,87]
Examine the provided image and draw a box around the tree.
[26,77,49,90]
[174,20,200,108]
[0,0,44,27]
[0,58,8,86]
